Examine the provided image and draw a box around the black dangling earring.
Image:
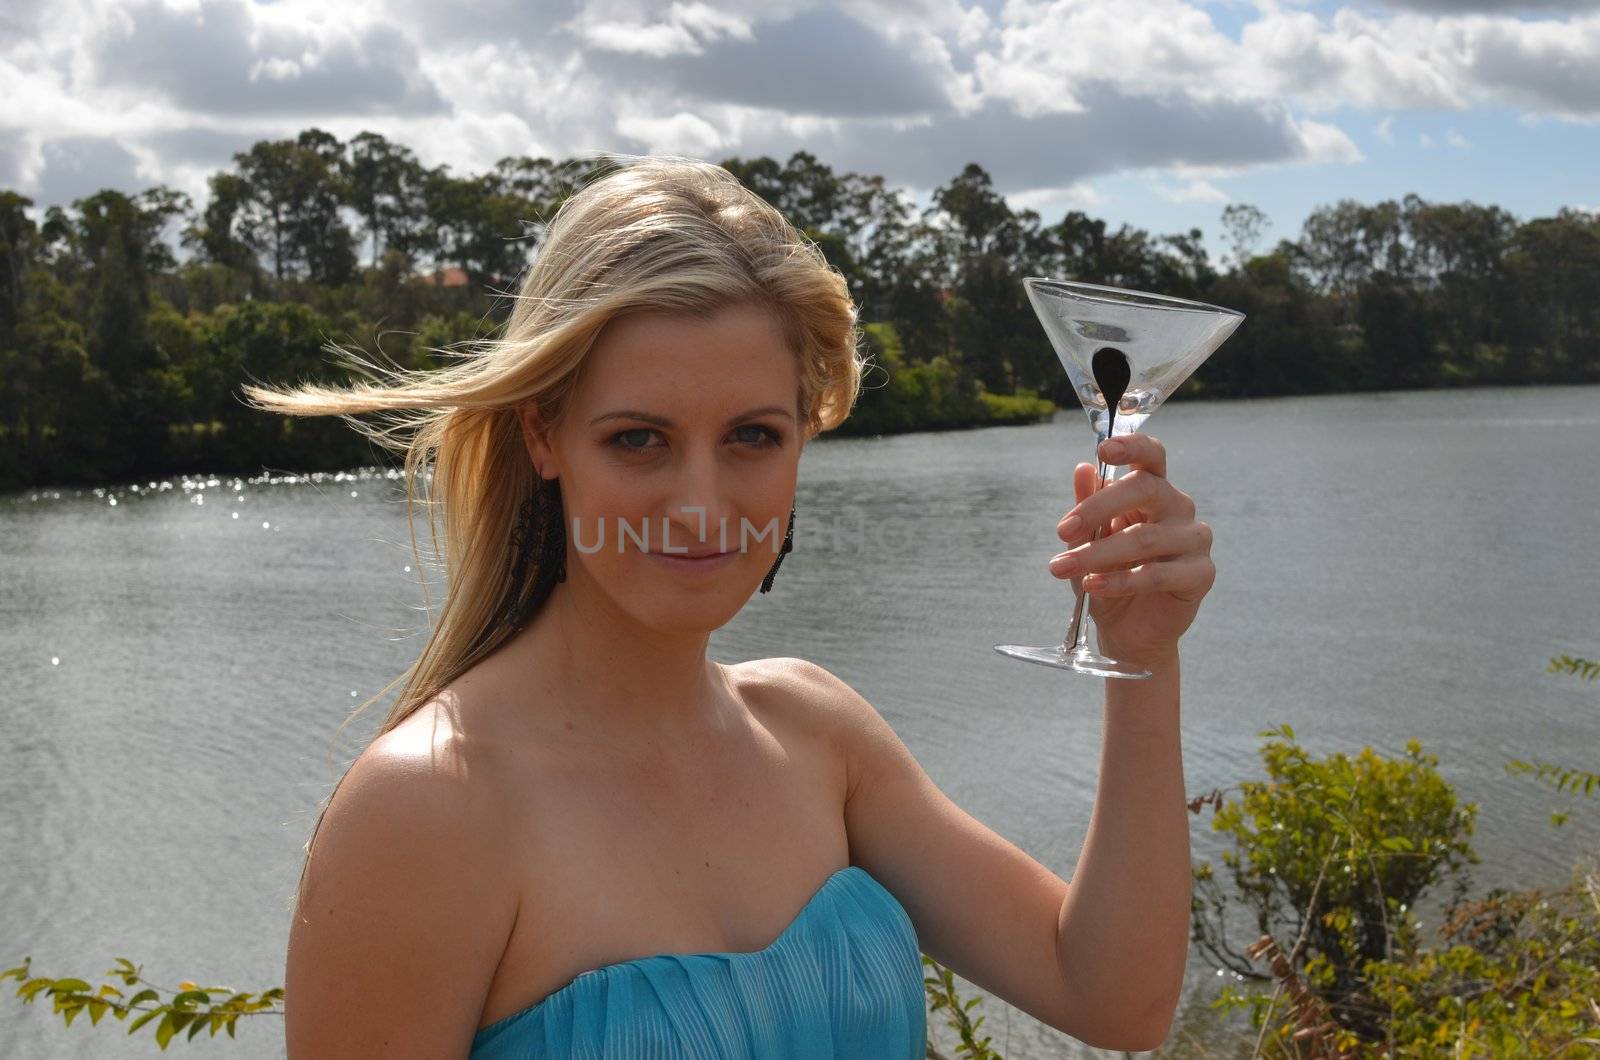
[543,478,568,586]
[502,478,566,631]
[759,504,795,594]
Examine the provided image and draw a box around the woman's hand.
[1046,434,1214,666]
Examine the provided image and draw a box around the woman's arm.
[816,431,1210,1052]
[285,716,518,1058]
[816,657,1183,1052]
[1046,432,1210,1040]
[1056,653,1189,1042]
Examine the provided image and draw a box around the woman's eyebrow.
[589,406,796,428]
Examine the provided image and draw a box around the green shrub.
[838,322,1054,436]
[1188,650,1600,1058]
[1191,725,1480,1045]
[976,389,1055,426]
[1356,864,1600,1057]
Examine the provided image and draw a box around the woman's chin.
[610,562,763,630]
[633,598,747,636]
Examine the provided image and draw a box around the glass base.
[993,643,1153,680]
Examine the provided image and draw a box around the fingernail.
[1050,553,1076,575]
[1060,514,1081,539]
[1102,440,1125,460]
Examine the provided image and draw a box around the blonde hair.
[246,154,864,907]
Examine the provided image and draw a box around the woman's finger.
[1072,460,1098,505]
[1049,520,1213,579]
[1081,554,1216,599]
[1097,434,1167,479]
[1058,469,1196,545]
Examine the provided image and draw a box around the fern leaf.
[1508,759,1600,799]
[1548,655,1600,681]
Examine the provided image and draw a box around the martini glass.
[994,279,1244,679]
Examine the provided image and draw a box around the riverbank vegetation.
[1159,651,1600,1058]
[2,133,1597,491]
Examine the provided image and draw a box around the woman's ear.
[517,403,560,480]
[796,390,813,446]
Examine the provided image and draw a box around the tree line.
[1,128,1596,490]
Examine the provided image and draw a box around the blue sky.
[1063,2,1600,255]
[4,0,1598,261]
[1051,104,1598,258]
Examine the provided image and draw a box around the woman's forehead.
[572,305,801,413]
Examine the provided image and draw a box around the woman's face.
[522,301,805,636]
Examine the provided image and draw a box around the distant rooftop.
[422,266,469,288]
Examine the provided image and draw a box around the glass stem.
[1062,454,1113,656]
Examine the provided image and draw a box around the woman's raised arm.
[798,431,1211,1053]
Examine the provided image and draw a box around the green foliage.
[836,322,1050,437]
[1,956,281,1048]
[977,389,1056,426]
[1504,759,1600,801]
[412,311,497,369]
[1547,654,1600,682]
[841,321,981,433]
[5,134,1599,489]
[1503,651,1600,819]
[1353,864,1600,1057]
[1193,647,1600,1057]
[922,954,1004,1059]
[1192,726,1480,1041]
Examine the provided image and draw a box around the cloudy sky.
[5,0,1599,252]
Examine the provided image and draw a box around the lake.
[3,384,1597,1058]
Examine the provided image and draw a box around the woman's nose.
[662,446,737,546]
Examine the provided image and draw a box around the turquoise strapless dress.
[469,865,925,1058]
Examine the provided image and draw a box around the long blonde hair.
[246,154,864,906]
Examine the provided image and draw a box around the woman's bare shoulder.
[726,657,904,795]
[377,664,544,769]
[728,656,869,710]
[322,693,516,873]
[318,688,529,892]
[724,656,874,749]
[286,698,518,1055]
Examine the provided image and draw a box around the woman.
[260,156,1211,1058]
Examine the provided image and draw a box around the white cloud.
[5,0,1599,214]
[670,2,753,40]
[1240,9,1466,111]
[1292,116,1365,164]
[1446,128,1471,147]
[90,0,448,117]
[954,4,992,47]
[978,2,1600,121]
[1008,182,1105,214]
[1380,1,1600,10]
[615,110,725,154]
[574,2,753,57]
[1153,178,1231,204]
[975,0,1238,114]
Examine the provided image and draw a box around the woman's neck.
[500,579,741,748]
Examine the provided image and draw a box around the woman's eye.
[733,425,780,447]
[609,425,779,452]
[611,428,658,451]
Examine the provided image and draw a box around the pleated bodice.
[469,865,925,1059]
